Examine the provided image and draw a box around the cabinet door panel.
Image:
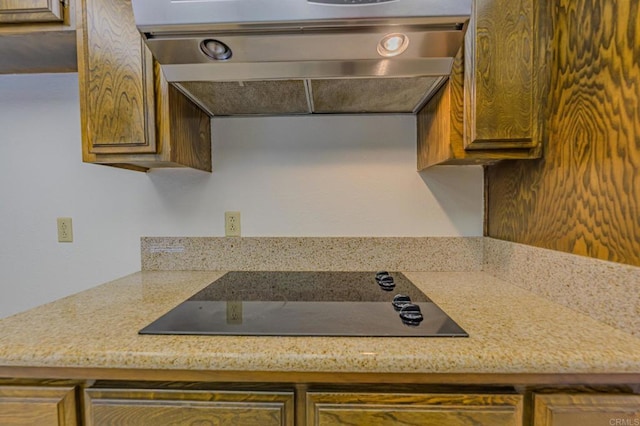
[534,394,640,426]
[85,388,294,426]
[78,0,156,155]
[416,0,547,167]
[464,0,537,150]
[0,386,77,426]
[308,392,523,426]
[0,0,63,23]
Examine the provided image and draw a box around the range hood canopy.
[131,0,472,116]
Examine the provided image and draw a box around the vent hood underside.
[176,77,445,116]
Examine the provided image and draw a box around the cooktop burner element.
[139,272,468,337]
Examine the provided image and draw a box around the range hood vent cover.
[177,77,443,116]
[131,0,472,116]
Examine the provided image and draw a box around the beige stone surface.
[141,237,484,272]
[484,238,640,337]
[0,270,638,374]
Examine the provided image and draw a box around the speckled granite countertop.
[0,270,639,375]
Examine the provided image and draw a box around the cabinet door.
[416,0,548,168]
[534,394,640,426]
[463,0,538,150]
[77,0,157,156]
[307,392,523,426]
[76,0,211,171]
[0,0,75,74]
[85,388,294,426]
[0,386,77,426]
[0,0,63,23]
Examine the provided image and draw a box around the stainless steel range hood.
[131,0,471,116]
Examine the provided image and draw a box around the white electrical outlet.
[225,211,241,237]
[57,217,73,243]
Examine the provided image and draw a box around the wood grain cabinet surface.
[2,380,639,425]
[306,392,523,426]
[0,385,78,426]
[0,0,76,74]
[534,393,640,426]
[84,388,294,426]
[0,0,64,24]
[76,0,211,172]
[417,0,549,168]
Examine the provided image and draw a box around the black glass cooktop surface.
[139,271,468,337]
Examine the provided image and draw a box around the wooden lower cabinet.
[306,392,523,426]
[3,381,639,426]
[0,386,78,426]
[534,393,640,426]
[84,388,294,426]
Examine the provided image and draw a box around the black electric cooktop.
[139,271,468,337]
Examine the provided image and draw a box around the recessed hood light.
[377,33,409,57]
[200,39,232,61]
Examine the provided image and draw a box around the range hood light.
[200,39,232,61]
[377,33,409,57]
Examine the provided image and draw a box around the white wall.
[0,73,483,318]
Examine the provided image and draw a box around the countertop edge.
[2,365,640,386]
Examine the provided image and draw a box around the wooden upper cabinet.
[307,392,523,426]
[77,0,211,172]
[0,0,76,74]
[534,393,640,426]
[417,0,549,168]
[79,0,156,156]
[464,0,536,150]
[0,0,64,24]
[0,386,78,426]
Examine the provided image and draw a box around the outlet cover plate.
[225,211,241,237]
[57,217,73,243]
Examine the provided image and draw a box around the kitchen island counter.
[0,270,638,382]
